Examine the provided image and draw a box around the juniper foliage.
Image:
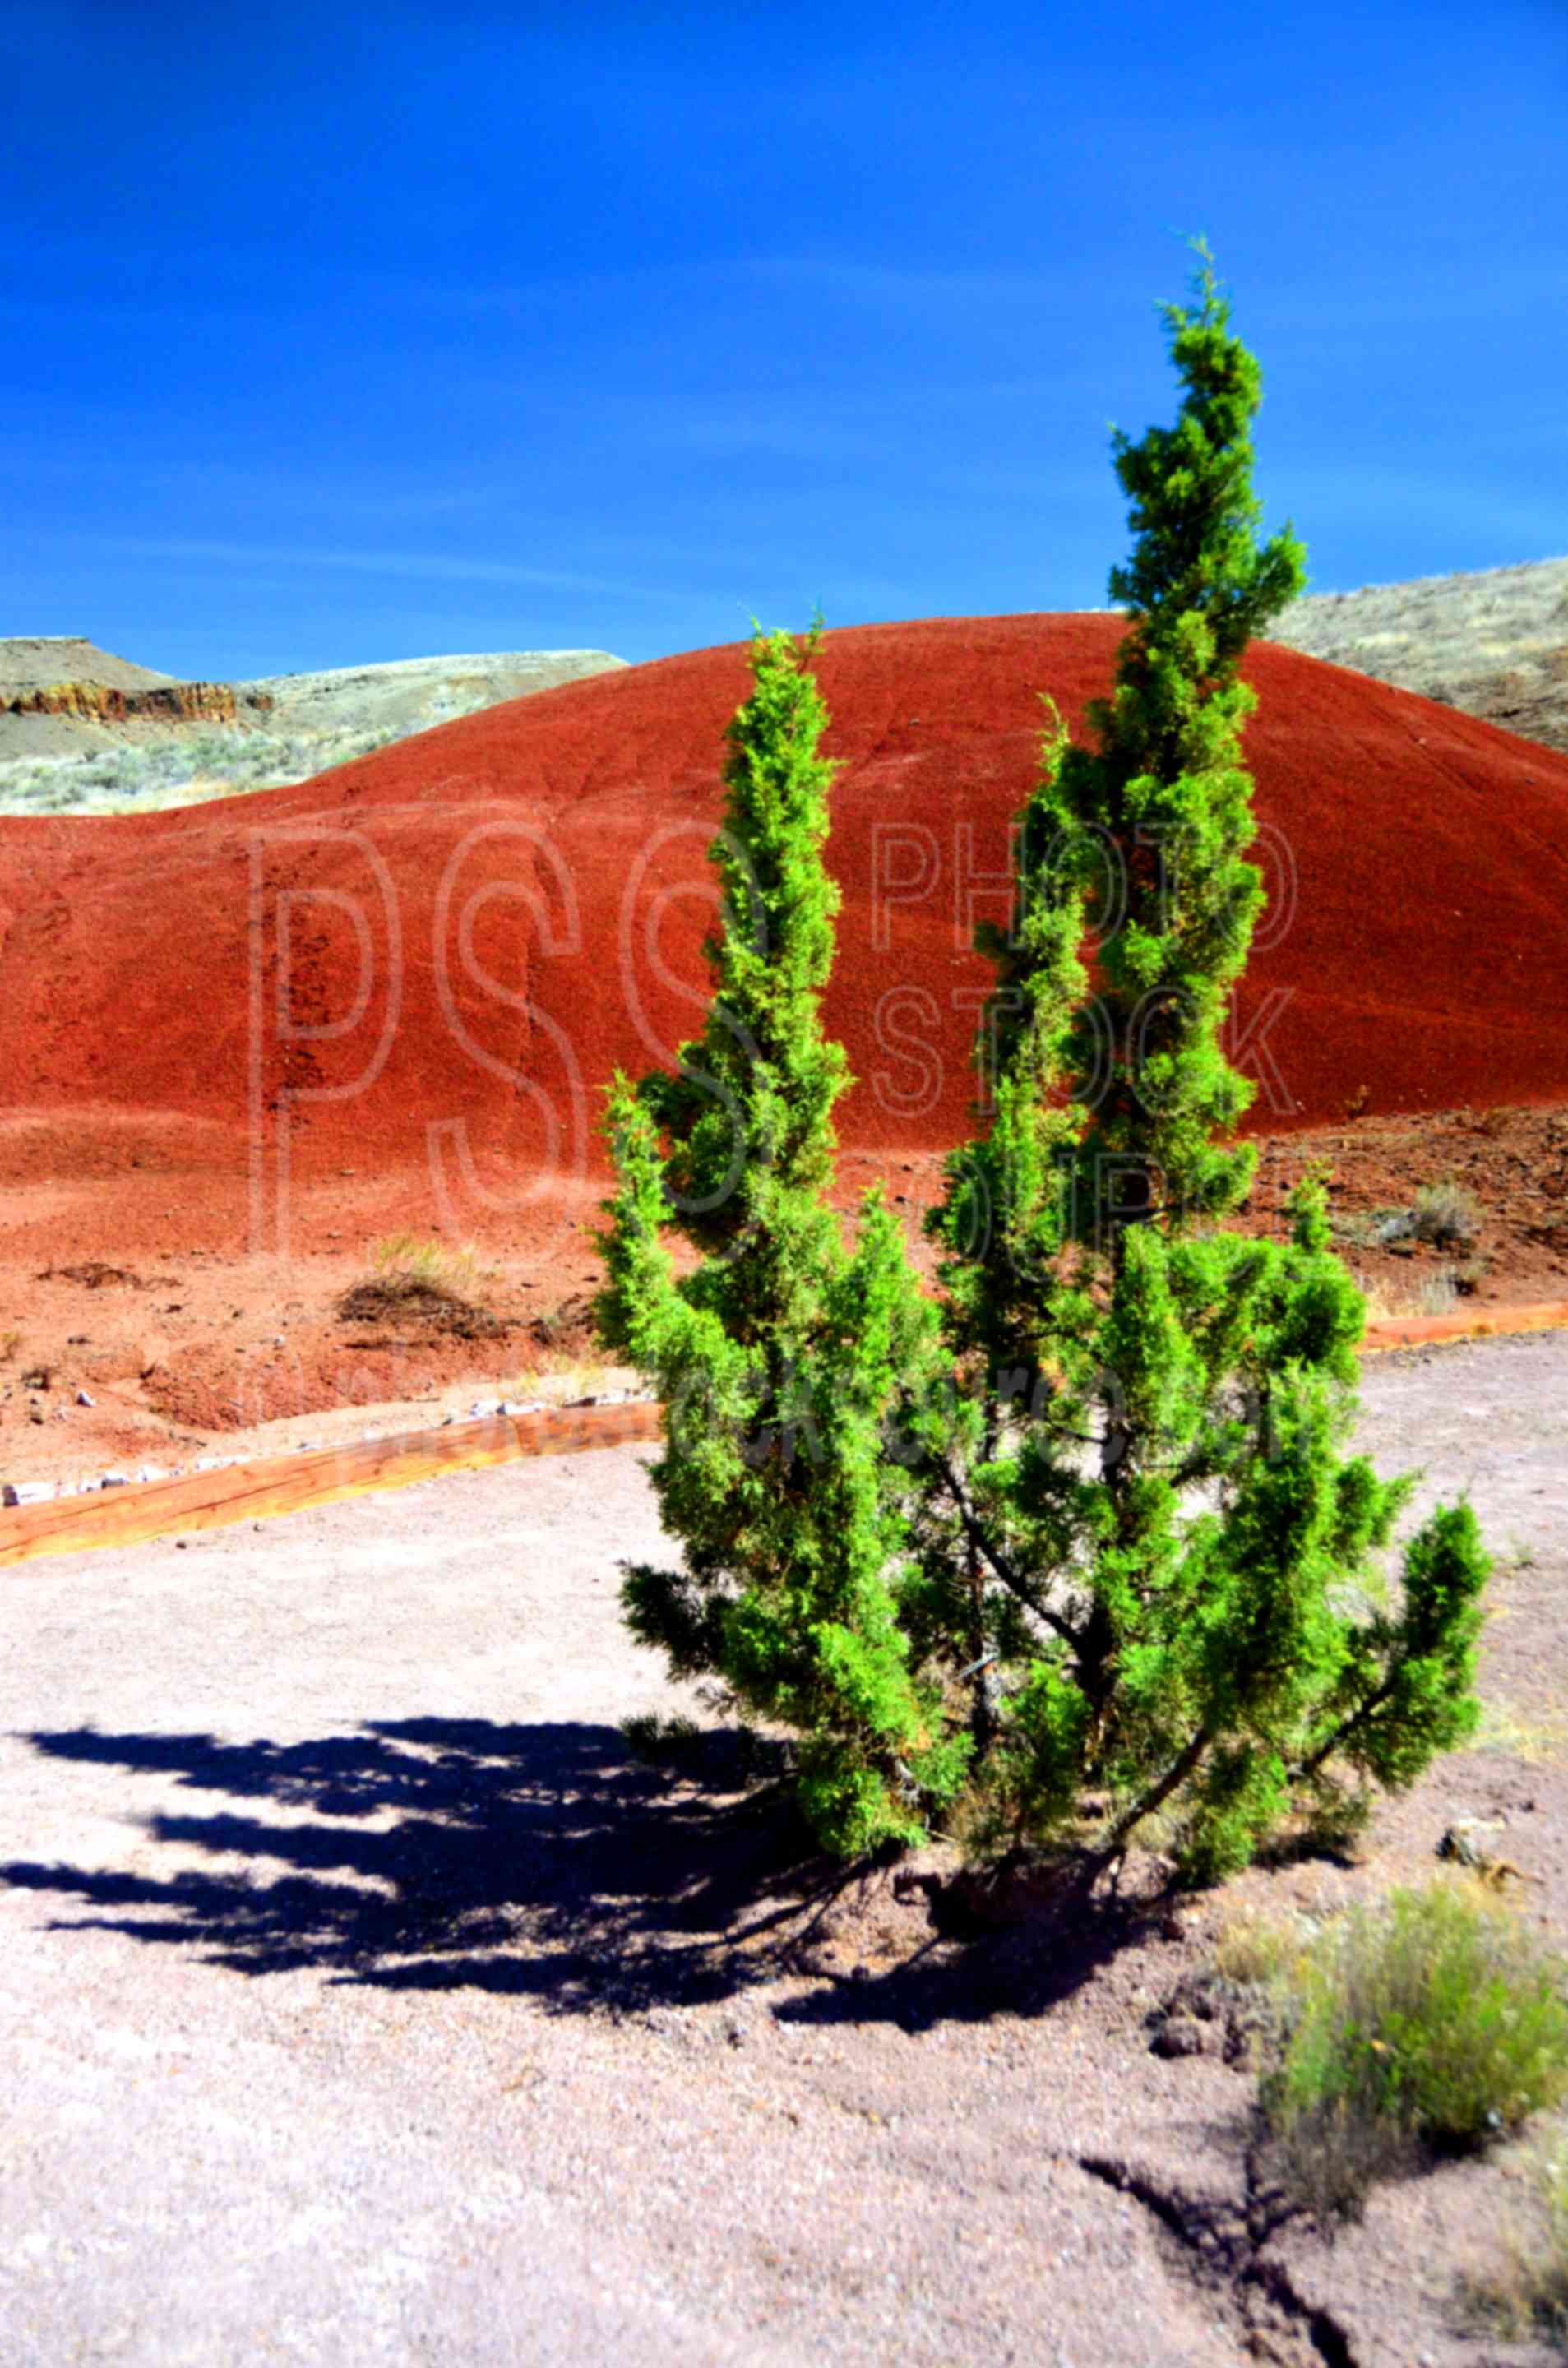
[595,627,969,1856]
[598,261,1489,1883]
[918,249,1488,1880]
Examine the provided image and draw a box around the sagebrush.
[1259,1881,1568,2217]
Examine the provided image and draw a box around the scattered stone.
[76,1389,95,1407]
[1149,2017,1209,2060]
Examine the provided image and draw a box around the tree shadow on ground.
[1,1718,1151,2029]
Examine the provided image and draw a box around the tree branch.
[1080,1721,1215,1883]
[1293,1671,1397,1782]
[927,1443,1082,1652]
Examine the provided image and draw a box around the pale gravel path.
[2,1337,1566,2366]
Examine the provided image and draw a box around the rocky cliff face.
[2,680,273,727]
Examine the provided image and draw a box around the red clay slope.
[2,613,1566,1220]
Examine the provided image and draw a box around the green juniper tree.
[917,247,1488,1881]
[595,626,970,1856]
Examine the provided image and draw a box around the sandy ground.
[2,1333,1566,2366]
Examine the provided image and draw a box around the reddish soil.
[3,613,1567,1482]
[3,1101,1566,1496]
[3,613,1566,1177]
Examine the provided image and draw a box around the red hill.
[2,613,1566,1244]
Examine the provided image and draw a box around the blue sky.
[3,0,1565,679]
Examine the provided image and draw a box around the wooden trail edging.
[1358,1297,1568,1354]
[2,1300,1566,1574]
[0,1399,662,1572]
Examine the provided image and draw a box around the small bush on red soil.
[529,1294,599,1357]
[335,1276,504,1341]
[335,1233,503,1342]
[1409,1179,1484,1250]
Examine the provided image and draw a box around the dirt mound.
[0,636,177,694]
[2,613,1566,1239]
[0,647,629,808]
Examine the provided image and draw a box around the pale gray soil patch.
[243,648,626,735]
[0,648,626,807]
[1,1338,1566,2364]
[1274,554,1568,753]
[0,637,176,694]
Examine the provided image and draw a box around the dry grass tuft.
[337,1234,502,1342]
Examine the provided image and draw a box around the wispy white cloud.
[59,534,684,604]
[363,252,1101,326]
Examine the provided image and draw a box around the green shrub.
[1410,1181,1483,1250]
[1262,1880,1568,2215]
[596,625,964,1858]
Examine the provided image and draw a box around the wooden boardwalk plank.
[1360,1298,1568,1353]
[0,1401,661,1570]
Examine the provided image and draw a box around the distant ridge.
[4,612,1566,1169]
[3,555,1564,808]
[0,636,176,695]
[1275,554,1568,754]
[238,648,626,741]
[0,643,627,789]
